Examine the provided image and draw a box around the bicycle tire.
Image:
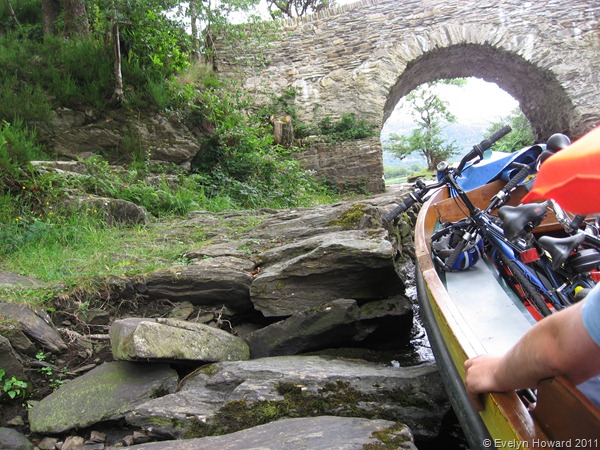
[497,252,553,318]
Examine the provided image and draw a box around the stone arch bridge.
[215,0,600,192]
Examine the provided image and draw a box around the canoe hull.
[413,182,600,445]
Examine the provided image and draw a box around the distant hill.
[382,122,493,168]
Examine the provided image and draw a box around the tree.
[184,0,262,65]
[266,0,335,18]
[41,0,60,37]
[63,0,90,38]
[4,0,19,27]
[485,108,535,153]
[385,81,462,171]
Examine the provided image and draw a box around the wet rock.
[111,416,417,449]
[29,361,178,434]
[109,318,250,362]
[125,355,448,441]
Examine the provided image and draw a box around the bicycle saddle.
[538,233,586,270]
[536,133,571,169]
[567,248,600,273]
[499,203,548,241]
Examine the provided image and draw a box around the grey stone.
[109,416,417,449]
[28,361,178,434]
[125,355,448,441]
[0,427,34,450]
[0,302,67,353]
[250,229,404,317]
[0,271,45,288]
[245,296,412,358]
[66,195,148,226]
[109,318,250,362]
[0,335,27,381]
[143,259,254,313]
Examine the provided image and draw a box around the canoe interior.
[414,180,600,443]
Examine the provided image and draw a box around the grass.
[0,208,266,307]
[0,155,347,308]
[0,160,338,307]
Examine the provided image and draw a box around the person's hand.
[464,354,504,411]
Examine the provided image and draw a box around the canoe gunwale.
[413,184,552,443]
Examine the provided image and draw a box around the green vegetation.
[0,369,28,401]
[179,379,434,439]
[266,0,335,19]
[383,164,431,185]
[484,108,535,152]
[295,113,378,142]
[384,80,464,171]
[0,1,379,308]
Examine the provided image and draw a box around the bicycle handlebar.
[502,164,530,193]
[456,125,512,174]
[384,125,512,224]
[383,193,420,223]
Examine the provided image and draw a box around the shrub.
[295,114,377,142]
[0,120,49,175]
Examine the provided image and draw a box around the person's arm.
[464,300,600,411]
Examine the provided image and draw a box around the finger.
[467,389,484,412]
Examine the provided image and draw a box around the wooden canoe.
[413,180,600,448]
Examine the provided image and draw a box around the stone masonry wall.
[215,0,600,188]
[295,137,385,193]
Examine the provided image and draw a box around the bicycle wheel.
[496,252,553,319]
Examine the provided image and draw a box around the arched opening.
[383,44,575,140]
[381,77,523,180]
[381,44,575,182]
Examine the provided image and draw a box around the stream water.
[402,278,470,450]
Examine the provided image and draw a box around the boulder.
[40,109,199,166]
[109,318,250,362]
[110,416,417,450]
[245,296,412,358]
[67,195,148,226]
[0,427,34,450]
[29,361,178,434]
[250,229,404,317]
[125,355,448,441]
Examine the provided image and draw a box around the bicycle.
[384,126,575,320]
[496,136,600,309]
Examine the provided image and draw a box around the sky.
[383,78,519,133]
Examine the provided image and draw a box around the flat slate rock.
[108,416,417,450]
[29,361,178,434]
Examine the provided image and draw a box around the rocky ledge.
[0,185,451,450]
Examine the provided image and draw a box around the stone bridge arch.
[214,0,600,191]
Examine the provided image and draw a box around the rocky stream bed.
[0,184,463,450]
